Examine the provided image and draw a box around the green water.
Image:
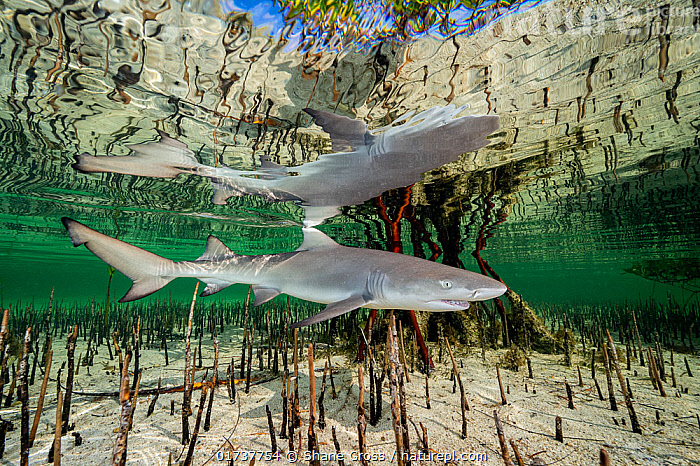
[0,0,699,310]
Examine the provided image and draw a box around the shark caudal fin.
[72,131,201,178]
[61,218,175,302]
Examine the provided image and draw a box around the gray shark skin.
[73,105,499,225]
[62,218,507,328]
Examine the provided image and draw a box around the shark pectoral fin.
[290,294,370,329]
[200,279,234,297]
[252,286,282,306]
[209,178,247,205]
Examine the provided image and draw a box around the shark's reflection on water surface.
[66,106,506,326]
[74,105,500,225]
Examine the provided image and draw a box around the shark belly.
[260,250,373,305]
[171,253,369,306]
[177,259,274,287]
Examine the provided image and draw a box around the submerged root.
[425,309,480,347]
[506,290,555,353]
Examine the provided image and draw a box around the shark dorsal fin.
[260,157,285,171]
[157,130,190,150]
[197,236,235,261]
[303,108,372,152]
[296,227,339,251]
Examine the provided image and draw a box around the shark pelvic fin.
[121,278,174,302]
[290,294,370,328]
[252,286,282,306]
[200,279,234,297]
[197,236,236,261]
[295,227,339,252]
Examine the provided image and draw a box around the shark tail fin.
[72,153,108,174]
[72,131,200,178]
[61,218,176,302]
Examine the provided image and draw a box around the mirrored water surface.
[0,0,698,308]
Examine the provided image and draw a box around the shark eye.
[441,280,453,289]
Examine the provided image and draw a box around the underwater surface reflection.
[71,105,499,225]
[0,0,697,306]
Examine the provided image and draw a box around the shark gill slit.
[367,270,387,304]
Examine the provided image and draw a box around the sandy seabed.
[2,326,698,466]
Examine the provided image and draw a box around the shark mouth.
[440,300,470,308]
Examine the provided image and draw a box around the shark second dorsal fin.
[295,227,339,252]
[197,236,235,261]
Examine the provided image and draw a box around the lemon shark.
[62,218,507,328]
[72,105,500,225]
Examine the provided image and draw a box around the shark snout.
[472,281,507,300]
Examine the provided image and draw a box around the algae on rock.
[499,345,527,371]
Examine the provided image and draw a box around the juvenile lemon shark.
[62,218,507,328]
[73,105,499,225]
